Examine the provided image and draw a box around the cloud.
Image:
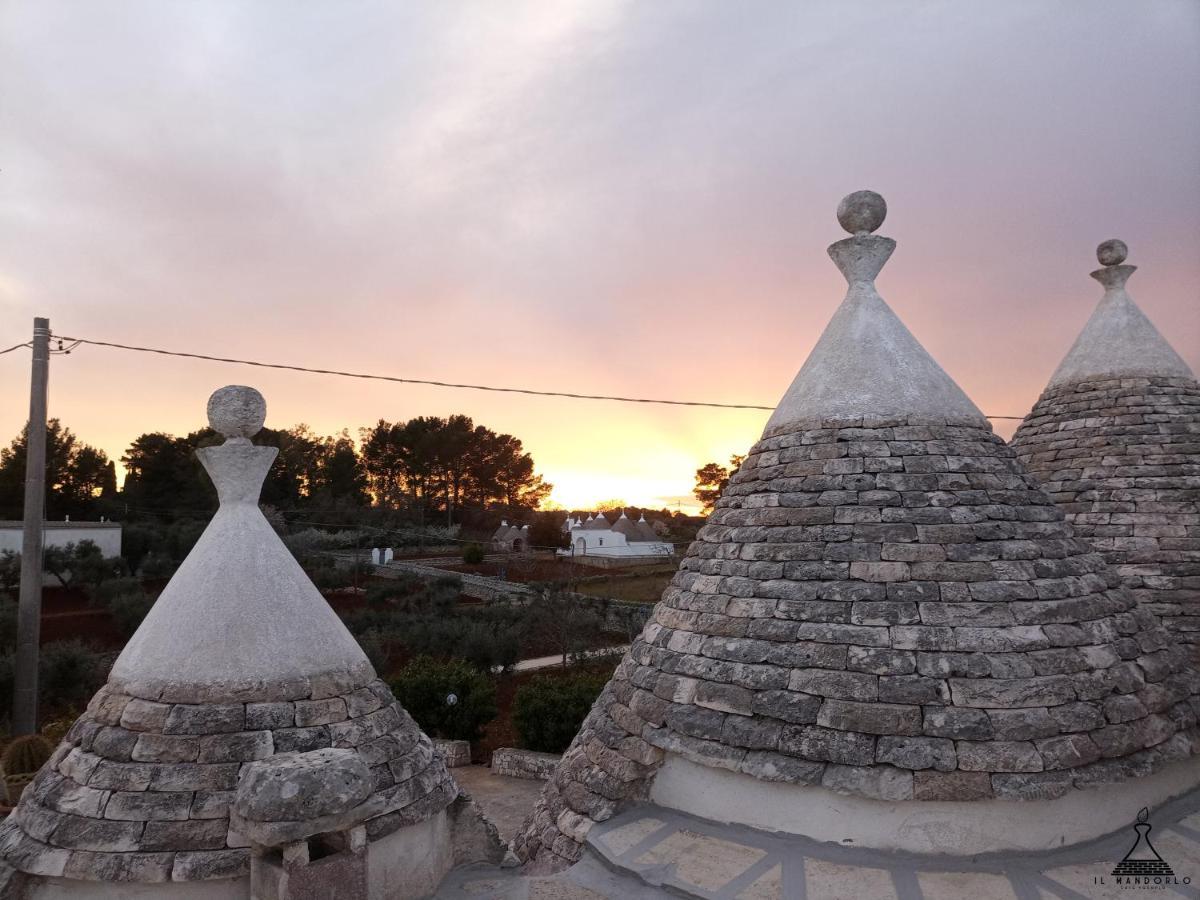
[0,0,1196,510]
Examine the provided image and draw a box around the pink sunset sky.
[1,1,1198,513]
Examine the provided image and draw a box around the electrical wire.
[43,333,1025,419]
[0,342,31,355]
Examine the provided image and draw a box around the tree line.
[0,415,551,526]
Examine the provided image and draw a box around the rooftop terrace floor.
[437,782,1200,899]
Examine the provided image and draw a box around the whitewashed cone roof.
[111,449,370,699]
[1047,241,1193,387]
[765,208,984,433]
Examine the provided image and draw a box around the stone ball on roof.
[836,190,886,235]
[207,385,266,440]
[1097,238,1128,266]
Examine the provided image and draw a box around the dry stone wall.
[515,415,1200,869]
[491,749,561,781]
[1012,375,1200,652]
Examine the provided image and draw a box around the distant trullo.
[0,386,499,899]
[1011,240,1200,657]
[515,193,1200,870]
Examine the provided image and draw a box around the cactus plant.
[3,771,35,807]
[2,734,53,775]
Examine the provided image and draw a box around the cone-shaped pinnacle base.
[111,444,370,701]
[1047,270,1193,388]
[766,237,985,434]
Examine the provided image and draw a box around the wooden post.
[13,317,50,735]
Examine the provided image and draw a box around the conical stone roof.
[634,516,660,543]
[612,513,641,541]
[1012,240,1200,654]
[515,196,1200,870]
[0,386,458,886]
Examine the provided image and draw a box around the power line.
[52,335,777,411]
[0,342,30,355]
[10,332,1027,420]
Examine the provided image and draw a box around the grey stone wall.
[513,415,1200,870]
[435,740,472,768]
[378,561,529,603]
[491,749,561,781]
[0,673,457,883]
[1012,376,1200,653]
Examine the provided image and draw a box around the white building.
[559,511,673,561]
[0,520,122,558]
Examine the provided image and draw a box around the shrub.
[75,549,129,601]
[165,519,207,561]
[0,598,17,653]
[0,653,11,728]
[138,552,177,579]
[0,550,20,595]
[91,577,143,607]
[524,587,609,666]
[2,734,53,774]
[355,629,391,676]
[364,574,421,608]
[284,528,365,556]
[514,672,609,754]
[40,713,76,747]
[120,523,157,574]
[390,657,497,743]
[462,543,485,565]
[307,557,373,591]
[39,641,109,714]
[110,592,156,638]
[367,575,458,615]
[307,556,352,591]
[0,642,109,728]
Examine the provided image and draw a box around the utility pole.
[13,317,50,735]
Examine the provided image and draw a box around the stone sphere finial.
[1097,239,1128,267]
[837,190,887,235]
[207,385,266,440]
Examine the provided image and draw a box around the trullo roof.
[0,386,457,885]
[514,195,1199,871]
[1012,240,1200,653]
